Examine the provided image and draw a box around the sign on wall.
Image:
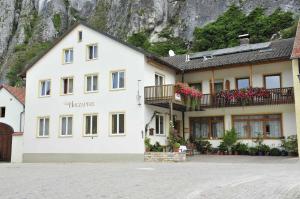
[64,101,95,108]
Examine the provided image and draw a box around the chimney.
[239,34,250,45]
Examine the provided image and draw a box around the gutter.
[19,104,25,132]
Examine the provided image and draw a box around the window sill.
[109,133,126,137]
[83,134,98,137]
[63,62,73,65]
[84,90,99,94]
[60,93,74,96]
[86,58,98,61]
[110,88,126,91]
[59,135,73,138]
[39,95,51,98]
[36,136,49,138]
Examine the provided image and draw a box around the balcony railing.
[144,85,294,108]
[201,87,294,108]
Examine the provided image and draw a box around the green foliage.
[249,146,258,156]
[6,42,52,86]
[193,137,212,153]
[192,5,294,52]
[218,142,228,153]
[173,142,181,148]
[222,128,238,152]
[281,135,298,156]
[281,18,299,39]
[256,144,270,155]
[88,1,110,32]
[233,142,249,155]
[127,31,150,49]
[148,37,187,56]
[150,142,164,152]
[144,137,151,149]
[270,148,282,156]
[52,14,62,32]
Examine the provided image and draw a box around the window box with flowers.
[175,82,203,110]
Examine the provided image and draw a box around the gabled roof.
[20,21,181,77]
[163,38,294,72]
[0,84,25,105]
[291,20,300,59]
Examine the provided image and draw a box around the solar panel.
[190,42,271,59]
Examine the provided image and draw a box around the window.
[78,31,82,42]
[85,74,98,92]
[264,74,281,89]
[64,48,73,64]
[87,44,98,60]
[111,113,125,135]
[190,117,224,139]
[155,115,164,135]
[61,77,73,95]
[84,114,98,136]
[38,117,50,137]
[155,74,164,86]
[236,78,250,89]
[0,107,5,118]
[111,71,125,89]
[60,116,73,136]
[39,80,51,97]
[189,83,202,92]
[213,80,224,93]
[233,114,282,139]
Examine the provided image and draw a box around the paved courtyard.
[0,156,300,199]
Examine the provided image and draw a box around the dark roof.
[0,84,25,105]
[20,21,181,77]
[163,38,294,72]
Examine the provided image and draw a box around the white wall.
[0,89,24,132]
[11,135,23,163]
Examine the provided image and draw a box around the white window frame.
[63,48,73,64]
[61,77,74,95]
[85,74,99,93]
[155,114,165,135]
[37,117,50,137]
[111,71,125,90]
[87,44,98,60]
[59,115,73,137]
[155,73,165,86]
[110,112,125,136]
[83,114,98,136]
[39,80,51,97]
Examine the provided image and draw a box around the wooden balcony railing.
[201,87,294,108]
[144,84,181,103]
[144,85,294,109]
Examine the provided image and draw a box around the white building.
[0,85,25,162]
[19,21,300,162]
[21,22,181,162]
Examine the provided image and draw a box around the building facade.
[19,22,300,162]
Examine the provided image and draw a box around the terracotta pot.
[173,147,180,152]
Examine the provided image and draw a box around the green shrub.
[249,147,258,156]
[144,137,151,149]
[127,31,150,49]
[150,142,164,152]
[52,14,62,32]
[173,142,180,148]
[194,137,212,153]
[270,148,282,156]
[257,144,270,155]
[282,135,298,156]
[234,142,249,155]
[218,142,227,153]
[222,128,238,152]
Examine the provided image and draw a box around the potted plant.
[144,137,151,152]
[270,148,281,156]
[249,147,258,156]
[222,128,238,155]
[194,137,212,154]
[218,142,227,155]
[173,142,181,152]
[281,135,298,156]
[235,142,249,155]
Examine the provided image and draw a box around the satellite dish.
[169,50,175,57]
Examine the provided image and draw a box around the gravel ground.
[0,156,300,199]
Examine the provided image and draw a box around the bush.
[218,142,227,153]
[194,137,212,154]
[150,142,164,152]
[234,142,249,155]
[281,135,298,156]
[257,144,270,156]
[144,137,151,150]
[249,147,258,156]
[222,128,238,153]
[270,148,281,156]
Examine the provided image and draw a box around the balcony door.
[155,74,165,98]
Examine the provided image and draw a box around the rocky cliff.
[0,0,300,83]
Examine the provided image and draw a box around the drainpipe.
[181,70,185,140]
[19,105,25,132]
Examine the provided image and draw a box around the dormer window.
[63,48,73,64]
[78,31,82,42]
[87,44,98,60]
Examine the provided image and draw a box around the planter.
[173,147,180,152]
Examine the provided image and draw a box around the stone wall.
[144,152,186,162]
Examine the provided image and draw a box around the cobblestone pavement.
[0,156,300,199]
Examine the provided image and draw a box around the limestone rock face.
[0,0,300,83]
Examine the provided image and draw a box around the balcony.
[144,85,294,110]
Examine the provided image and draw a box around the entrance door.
[155,74,165,98]
[0,123,13,162]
